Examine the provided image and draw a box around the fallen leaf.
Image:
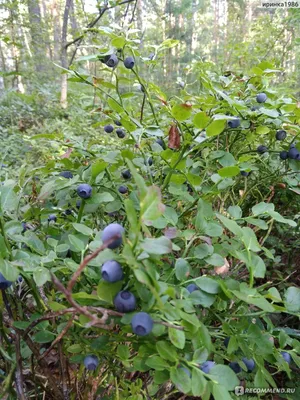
[214,258,230,275]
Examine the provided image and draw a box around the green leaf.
[232,290,275,312]
[0,258,19,281]
[25,232,45,255]
[168,327,185,349]
[48,301,67,311]
[91,160,108,179]
[33,330,56,343]
[141,186,165,223]
[171,104,192,121]
[205,253,225,267]
[33,267,51,286]
[97,281,123,304]
[175,258,190,281]
[193,112,210,129]
[209,365,240,391]
[72,223,93,236]
[195,277,220,294]
[204,222,223,237]
[242,227,261,252]
[170,366,191,394]
[145,355,170,371]
[212,384,234,400]
[111,36,126,48]
[190,289,216,307]
[68,235,85,252]
[0,184,18,212]
[218,166,240,178]
[228,206,242,219]
[192,368,207,397]
[107,97,123,113]
[156,341,178,362]
[124,199,138,233]
[284,287,300,313]
[260,108,279,118]
[256,126,270,135]
[206,119,226,137]
[141,237,172,255]
[252,202,274,215]
[67,344,82,353]
[217,214,243,236]
[117,344,130,360]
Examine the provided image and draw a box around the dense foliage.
[1,28,300,399]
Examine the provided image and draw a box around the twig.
[23,308,77,338]
[67,234,121,292]
[39,317,75,361]
[15,333,26,400]
[130,0,138,23]
[58,342,69,400]
[140,92,146,122]
[67,0,135,66]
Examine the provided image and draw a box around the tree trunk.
[60,0,73,109]
[0,41,7,89]
[51,0,61,62]
[27,0,45,73]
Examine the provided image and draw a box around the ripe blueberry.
[256,93,267,103]
[276,130,286,141]
[65,209,72,216]
[101,260,123,283]
[241,171,249,177]
[131,312,153,336]
[122,170,131,180]
[116,129,125,138]
[228,118,240,129]
[104,125,114,133]
[281,351,291,364]
[114,120,122,126]
[124,56,135,69]
[0,273,13,290]
[147,157,153,166]
[200,361,215,373]
[102,223,124,249]
[156,138,166,149]
[106,54,118,68]
[59,171,73,179]
[257,145,268,154]
[186,283,198,293]
[242,357,255,372]
[77,184,92,199]
[229,362,241,373]
[288,147,300,160]
[83,355,99,371]
[114,290,136,312]
[48,214,57,222]
[118,185,128,194]
[280,151,288,160]
[22,222,27,233]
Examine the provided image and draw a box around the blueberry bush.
[0,31,300,400]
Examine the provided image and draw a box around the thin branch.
[66,0,135,66]
[15,333,26,400]
[58,342,69,400]
[39,317,74,361]
[67,234,121,292]
[130,0,138,23]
